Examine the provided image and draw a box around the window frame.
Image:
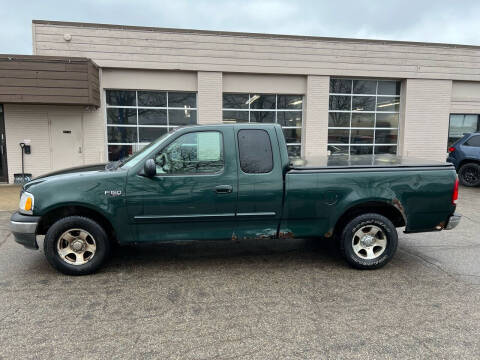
[328,78,401,156]
[237,129,274,175]
[222,93,303,158]
[152,130,225,177]
[464,135,480,147]
[105,89,198,161]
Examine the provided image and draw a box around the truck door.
[127,127,238,242]
[234,127,284,239]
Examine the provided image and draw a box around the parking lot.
[0,186,479,359]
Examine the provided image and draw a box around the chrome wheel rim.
[352,225,387,260]
[56,228,96,266]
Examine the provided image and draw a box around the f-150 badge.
[104,190,122,196]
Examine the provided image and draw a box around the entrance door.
[0,105,7,183]
[50,113,84,171]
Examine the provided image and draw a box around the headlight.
[19,192,34,215]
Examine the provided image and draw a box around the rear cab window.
[237,129,273,173]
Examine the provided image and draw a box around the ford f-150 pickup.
[10,124,461,275]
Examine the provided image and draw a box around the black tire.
[458,163,480,187]
[340,213,398,270]
[44,216,110,275]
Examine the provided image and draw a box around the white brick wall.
[304,76,329,159]
[402,79,452,161]
[197,72,222,125]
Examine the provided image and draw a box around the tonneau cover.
[289,155,454,172]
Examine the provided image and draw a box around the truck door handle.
[215,185,233,194]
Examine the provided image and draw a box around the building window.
[106,90,197,161]
[328,79,401,156]
[448,114,480,147]
[222,93,303,158]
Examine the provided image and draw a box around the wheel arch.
[36,204,117,244]
[332,200,406,238]
[459,158,480,169]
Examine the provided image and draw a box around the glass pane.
[330,79,352,94]
[378,81,401,95]
[107,108,136,125]
[465,135,480,147]
[328,129,350,144]
[223,110,249,123]
[139,127,168,142]
[138,91,166,107]
[169,109,197,125]
[375,146,397,155]
[328,145,349,155]
[277,95,303,109]
[350,146,373,155]
[108,145,134,161]
[238,129,273,173]
[351,113,374,127]
[328,112,350,127]
[251,111,275,123]
[107,126,137,143]
[283,128,301,143]
[287,145,301,158]
[449,114,478,138]
[375,129,398,144]
[168,92,196,108]
[249,94,276,110]
[277,111,302,127]
[106,90,136,106]
[377,97,400,112]
[353,80,377,94]
[223,93,249,109]
[329,95,351,111]
[351,129,374,144]
[138,109,167,125]
[376,113,399,128]
[352,96,375,111]
[160,132,224,174]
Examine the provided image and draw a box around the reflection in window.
[155,131,224,175]
[222,93,303,158]
[448,114,480,147]
[328,79,401,156]
[106,90,197,161]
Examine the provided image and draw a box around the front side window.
[223,93,303,158]
[237,129,273,174]
[448,114,480,147]
[328,79,401,156]
[106,90,197,161]
[154,131,224,175]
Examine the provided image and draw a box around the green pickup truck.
[10,124,461,275]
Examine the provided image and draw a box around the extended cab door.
[234,126,284,239]
[126,127,238,242]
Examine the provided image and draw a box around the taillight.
[452,177,459,205]
[448,147,456,153]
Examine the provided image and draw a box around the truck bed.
[289,155,454,173]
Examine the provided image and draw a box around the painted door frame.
[0,105,8,183]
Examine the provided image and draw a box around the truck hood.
[23,163,109,190]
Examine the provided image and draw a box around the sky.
[2,0,480,54]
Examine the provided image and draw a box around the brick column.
[303,75,330,159]
[401,79,452,161]
[197,71,222,124]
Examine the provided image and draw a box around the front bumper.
[10,212,40,250]
[445,213,461,230]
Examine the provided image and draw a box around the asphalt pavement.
[0,186,479,359]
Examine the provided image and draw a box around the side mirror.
[144,159,156,177]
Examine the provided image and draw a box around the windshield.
[119,130,176,168]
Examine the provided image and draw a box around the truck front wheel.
[340,213,398,270]
[44,216,111,275]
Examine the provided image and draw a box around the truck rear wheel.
[44,216,110,275]
[340,213,398,270]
